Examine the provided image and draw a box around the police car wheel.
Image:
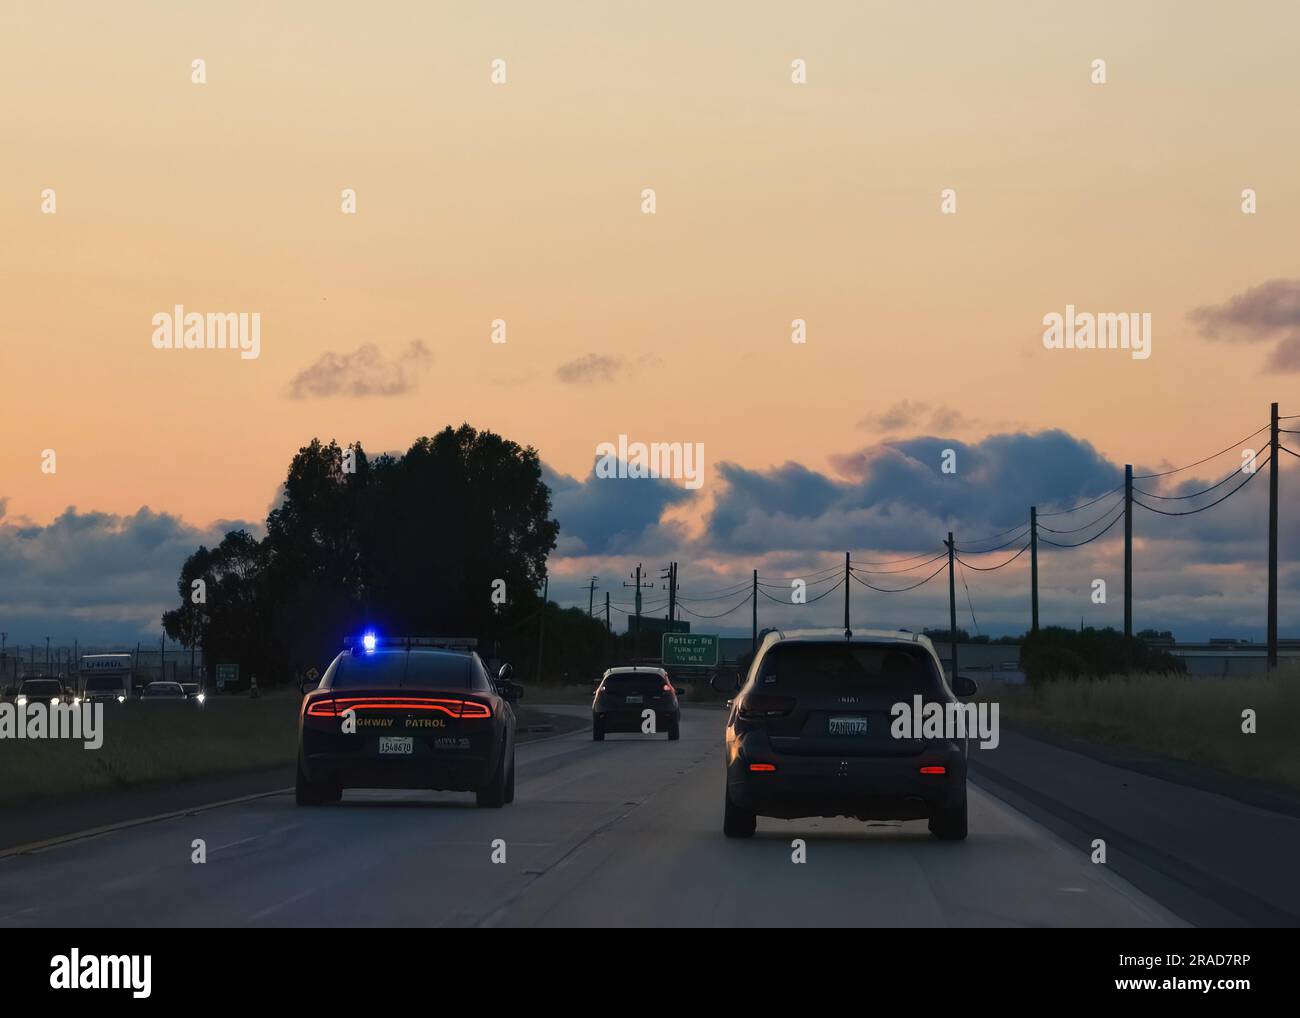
[475,748,508,808]
[295,758,332,806]
[503,753,516,804]
[668,719,681,741]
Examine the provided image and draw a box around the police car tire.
[503,752,516,804]
[476,747,508,808]
[295,758,329,806]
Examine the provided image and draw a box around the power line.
[758,576,846,605]
[1036,483,1126,518]
[849,550,950,574]
[1281,445,1300,459]
[1037,496,1124,534]
[1132,423,1270,479]
[957,561,979,636]
[954,525,1032,554]
[954,542,1032,572]
[848,562,947,593]
[1038,506,1126,548]
[677,590,756,619]
[1134,459,1259,501]
[1132,455,1268,516]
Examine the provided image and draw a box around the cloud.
[555,353,625,385]
[1188,278,1300,371]
[0,507,262,643]
[287,340,433,398]
[544,426,1297,641]
[554,352,662,385]
[859,401,1001,434]
[543,459,693,556]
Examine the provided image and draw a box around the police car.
[296,634,522,807]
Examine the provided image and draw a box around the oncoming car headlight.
[16,695,27,707]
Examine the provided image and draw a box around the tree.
[163,424,560,686]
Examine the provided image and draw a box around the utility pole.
[1268,402,1279,670]
[946,532,958,684]
[605,591,612,671]
[605,592,611,633]
[843,552,851,638]
[587,575,598,618]
[534,575,548,682]
[751,569,758,657]
[1124,464,1133,639]
[1030,506,1039,633]
[624,564,653,663]
[660,562,677,625]
[46,636,50,674]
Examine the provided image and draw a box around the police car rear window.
[328,650,473,689]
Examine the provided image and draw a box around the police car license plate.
[625,695,642,704]
[379,737,413,755]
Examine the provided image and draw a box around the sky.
[1,1,1297,644]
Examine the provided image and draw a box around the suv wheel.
[928,795,968,841]
[723,789,757,838]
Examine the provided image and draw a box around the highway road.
[0,706,1181,928]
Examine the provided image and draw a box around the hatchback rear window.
[20,679,62,697]
[755,643,944,694]
[326,650,473,690]
[603,672,666,694]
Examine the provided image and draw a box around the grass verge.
[982,667,1300,790]
[0,691,581,807]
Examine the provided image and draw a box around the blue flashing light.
[362,631,377,653]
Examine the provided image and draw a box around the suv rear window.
[754,643,944,695]
[325,650,473,690]
[20,679,62,697]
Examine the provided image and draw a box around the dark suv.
[719,629,976,841]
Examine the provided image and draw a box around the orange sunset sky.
[2,1,1296,544]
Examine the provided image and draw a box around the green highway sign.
[215,663,239,690]
[662,633,718,668]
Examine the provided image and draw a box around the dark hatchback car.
[718,629,976,841]
[592,667,684,741]
[297,638,521,807]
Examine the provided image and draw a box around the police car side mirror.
[299,677,317,695]
[497,663,513,682]
[953,675,978,698]
[498,681,523,704]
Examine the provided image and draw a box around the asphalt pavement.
[0,706,1182,927]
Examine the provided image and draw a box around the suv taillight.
[737,694,795,720]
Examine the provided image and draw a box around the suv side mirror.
[954,675,978,698]
[709,671,739,694]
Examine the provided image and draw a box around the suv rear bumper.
[726,733,966,821]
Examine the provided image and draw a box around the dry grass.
[982,667,1300,790]
[0,691,574,806]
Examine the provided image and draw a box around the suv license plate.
[829,717,868,736]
